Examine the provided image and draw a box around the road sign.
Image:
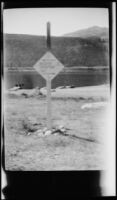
[33,22,64,130]
[33,51,64,80]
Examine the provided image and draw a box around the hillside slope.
[4,33,109,69]
[63,26,109,39]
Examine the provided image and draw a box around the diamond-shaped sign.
[33,51,64,80]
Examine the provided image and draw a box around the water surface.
[4,69,110,89]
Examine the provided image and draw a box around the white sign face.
[33,51,64,80]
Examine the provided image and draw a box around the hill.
[63,26,109,39]
[4,32,109,69]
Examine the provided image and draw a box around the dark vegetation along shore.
[4,30,109,70]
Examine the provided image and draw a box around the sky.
[3,8,109,36]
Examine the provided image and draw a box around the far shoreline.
[4,66,109,72]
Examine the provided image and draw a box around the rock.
[54,133,58,136]
[35,129,44,136]
[60,128,66,133]
[56,86,66,89]
[35,127,53,136]
[27,132,31,136]
[40,87,47,95]
[52,128,56,133]
[45,130,52,136]
[58,125,64,130]
[36,129,42,134]
[9,86,20,91]
[38,132,44,137]
[81,102,108,109]
[81,103,92,109]
[70,85,75,88]
[43,127,48,133]
[35,125,67,137]
[21,93,28,98]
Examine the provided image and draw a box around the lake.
[4,68,110,89]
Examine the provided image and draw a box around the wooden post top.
[47,22,51,50]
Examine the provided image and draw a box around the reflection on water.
[4,69,110,89]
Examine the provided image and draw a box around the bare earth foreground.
[4,84,110,170]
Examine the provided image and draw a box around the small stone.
[39,133,45,137]
[27,132,31,136]
[36,129,41,133]
[52,128,56,133]
[35,129,43,136]
[60,128,66,132]
[45,130,52,135]
[43,127,48,133]
[58,125,64,129]
[54,132,58,136]
[38,132,43,136]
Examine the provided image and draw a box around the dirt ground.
[4,85,110,170]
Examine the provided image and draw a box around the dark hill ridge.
[63,26,109,39]
[4,33,109,69]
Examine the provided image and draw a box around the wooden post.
[33,22,64,131]
[47,76,51,130]
[47,22,51,50]
[46,22,52,130]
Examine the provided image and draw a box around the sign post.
[47,22,51,50]
[33,22,64,130]
[47,76,51,129]
[46,22,52,130]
